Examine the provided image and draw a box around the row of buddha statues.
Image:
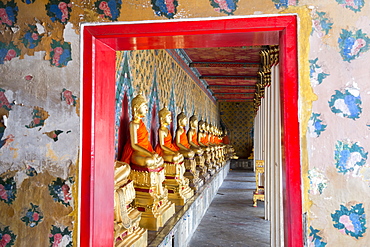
[114,92,238,246]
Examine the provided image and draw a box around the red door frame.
[81,15,301,247]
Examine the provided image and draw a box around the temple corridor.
[188,168,270,247]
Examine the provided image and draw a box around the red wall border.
[81,15,302,247]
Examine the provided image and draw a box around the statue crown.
[132,91,147,113]
[159,105,171,119]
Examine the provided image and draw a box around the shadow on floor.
[188,169,270,247]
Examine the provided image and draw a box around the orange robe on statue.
[191,132,199,146]
[155,131,179,156]
[177,128,191,149]
[121,119,154,164]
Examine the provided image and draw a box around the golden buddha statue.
[175,111,202,191]
[187,114,209,182]
[114,161,147,247]
[122,91,175,231]
[155,106,193,205]
[155,106,184,163]
[197,120,215,176]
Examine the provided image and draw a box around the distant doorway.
[80,15,301,247]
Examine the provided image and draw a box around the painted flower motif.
[272,0,298,9]
[308,226,327,247]
[328,87,361,120]
[61,89,77,106]
[21,25,42,49]
[95,0,122,21]
[21,203,43,228]
[48,177,74,207]
[0,226,17,247]
[49,40,72,67]
[21,0,36,4]
[0,42,21,64]
[0,177,16,205]
[332,203,367,239]
[335,0,365,13]
[308,168,328,195]
[338,29,370,62]
[25,106,49,129]
[309,58,329,87]
[150,0,178,19]
[311,11,333,38]
[209,0,238,15]
[334,140,368,174]
[45,0,72,24]
[0,88,12,111]
[49,225,72,247]
[0,0,18,28]
[308,113,327,138]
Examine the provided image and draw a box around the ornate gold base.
[129,165,176,231]
[184,158,203,191]
[195,154,210,182]
[115,227,147,247]
[253,192,265,207]
[163,161,194,206]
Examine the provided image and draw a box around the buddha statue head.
[189,115,198,129]
[132,91,148,119]
[198,120,205,132]
[177,111,187,128]
[159,105,172,126]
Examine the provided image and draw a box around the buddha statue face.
[132,92,148,118]
[189,115,198,129]
[177,112,187,127]
[198,120,204,131]
[159,106,172,126]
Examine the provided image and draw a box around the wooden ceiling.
[181,46,265,102]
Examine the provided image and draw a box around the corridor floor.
[188,169,270,247]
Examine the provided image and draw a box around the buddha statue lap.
[187,114,209,182]
[121,91,175,231]
[155,106,193,205]
[114,161,147,247]
[175,111,203,191]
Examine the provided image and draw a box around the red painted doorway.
[81,15,301,247]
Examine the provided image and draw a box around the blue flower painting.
[95,0,122,21]
[338,29,370,62]
[308,226,327,247]
[332,203,367,239]
[308,113,327,138]
[272,0,298,9]
[152,0,178,19]
[311,11,333,38]
[209,0,238,15]
[0,177,16,205]
[328,88,361,120]
[336,0,365,13]
[0,0,18,28]
[21,25,41,49]
[334,140,368,174]
[0,41,21,64]
[309,58,329,87]
[45,0,72,24]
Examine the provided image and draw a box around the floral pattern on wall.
[332,203,367,239]
[308,168,328,195]
[308,113,327,138]
[311,11,333,38]
[151,0,178,19]
[0,0,18,28]
[21,25,42,50]
[50,40,72,67]
[272,0,298,9]
[328,87,361,120]
[0,177,16,205]
[0,42,21,64]
[49,225,72,247]
[309,58,329,87]
[21,0,36,4]
[45,0,72,24]
[308,226,327,247]
[43,130,64,142]
[61,89,77,106]
[25,106,49,128]
[48,177,73,207]
[0,226,17,247]
[21,203,43,227]
[335,0,365,13]
[338,29,370,62]
[209,0,238,15]
[95,0,122,21]
[334,140,368,174]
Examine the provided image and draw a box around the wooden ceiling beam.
[200,75,258,80]
[190,62,260,68]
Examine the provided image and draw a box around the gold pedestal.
[184,158,203,191]
[129,164,175,231]
[163,161,194,205]
[195,154,210,182]
[203,150,216,176]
